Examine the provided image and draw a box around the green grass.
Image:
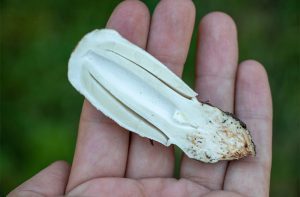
[1,0,299,196]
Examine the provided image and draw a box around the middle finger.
[125,0,195,179]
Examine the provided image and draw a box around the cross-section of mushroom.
[68,29,255,163]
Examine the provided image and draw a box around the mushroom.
[68,29,255,163]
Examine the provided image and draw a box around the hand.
[9,0,272,196]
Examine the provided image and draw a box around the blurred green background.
[1,0,299,196]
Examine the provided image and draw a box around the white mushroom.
[68,29,255,163]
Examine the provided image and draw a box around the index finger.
[66,0,150,192]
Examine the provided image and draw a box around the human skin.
[8,0,272,196]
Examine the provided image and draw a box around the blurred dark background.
[1,0,299,196]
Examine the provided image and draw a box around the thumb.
[8,161,70,197]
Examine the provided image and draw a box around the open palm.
[9,0,272,196]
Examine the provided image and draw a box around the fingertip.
[106,0,150,48]
[238,59,268,83]
[159,0,196,13]
[199,11,237,36]
[108,0,150,22]
[237,59,272,112]
[122,0,150,18]
[159,0,196,24]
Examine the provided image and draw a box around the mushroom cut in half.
[68,29,256,163]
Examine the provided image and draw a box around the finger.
[224,60,272,196]
[125,0,195,178]
[180,12,238,190]
[66,0,150,191]
[8,161,70,196]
